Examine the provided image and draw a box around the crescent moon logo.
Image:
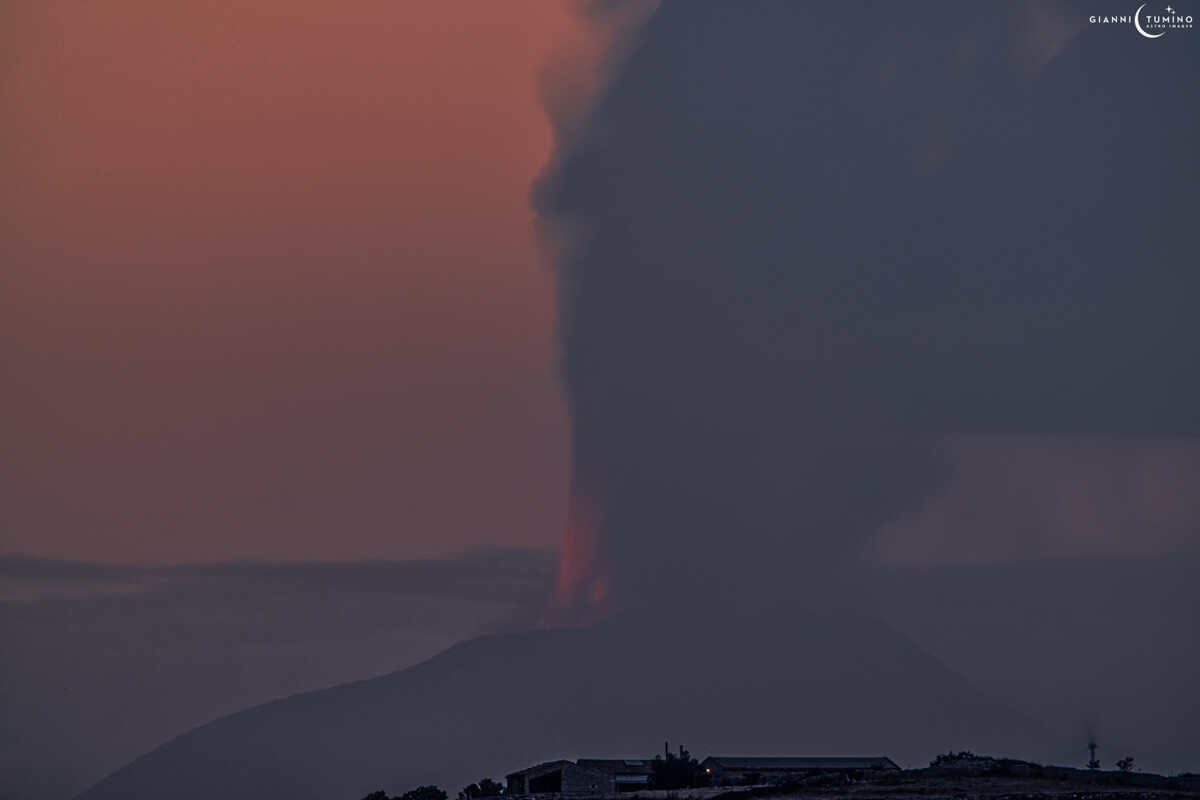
[1135,4,1166,37]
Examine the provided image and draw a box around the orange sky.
[0,1,599,562]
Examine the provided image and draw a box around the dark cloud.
[535,0,1200,615]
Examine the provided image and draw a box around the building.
[575,759,653,792]
[506,761,597,795]
[506,759,652,795]
[506,754,901,794]
[700,756,900,783]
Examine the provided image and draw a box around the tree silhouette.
[402,786,448,800]
[650,747,706,789]
[458,778,503,800]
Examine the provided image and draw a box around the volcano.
[75,610,1061,800]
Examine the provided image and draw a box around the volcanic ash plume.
[536,0,1200,619]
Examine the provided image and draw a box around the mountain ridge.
[75,612,1062,800]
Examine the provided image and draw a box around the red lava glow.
[555,480,612,624]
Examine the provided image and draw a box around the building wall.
[508,763,615,795]
[562,765,615,794]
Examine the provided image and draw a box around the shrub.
[930,751,978,767]
[402,786,448,800]
[458,779,503,800]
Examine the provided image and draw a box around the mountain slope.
[76,612,1061,800]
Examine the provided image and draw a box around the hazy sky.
[0,1,617,563]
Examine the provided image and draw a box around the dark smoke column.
[536,0,1200,618]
